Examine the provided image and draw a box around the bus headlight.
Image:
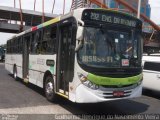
[77,72,87,82]
[77,72,99,90]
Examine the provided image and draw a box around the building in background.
[105,0,151,18]
[90,0,152,32]
[72,0,151,18]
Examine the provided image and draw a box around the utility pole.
[42,0,44,23]
[75,0,77,9]
[34,0,36,11]
[63,0,65,15]
[19,0,23,32]
[14,0,16,8]
[52,0,55,13]
[137,0,141,18]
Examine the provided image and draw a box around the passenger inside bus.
[41,41,48,53]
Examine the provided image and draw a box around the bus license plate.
[113,91,124,97]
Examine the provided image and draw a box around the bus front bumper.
[75,84,142,103]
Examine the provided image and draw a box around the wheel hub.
[46,82,53,95]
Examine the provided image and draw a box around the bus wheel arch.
[43,71,57,102]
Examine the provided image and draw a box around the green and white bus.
[5,8,143,103]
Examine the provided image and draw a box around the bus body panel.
[5,54,23,78]
[29,54,56,88]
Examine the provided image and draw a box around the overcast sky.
[0,0,160,45]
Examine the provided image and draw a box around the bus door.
[23,35,30,81]
[56,19,76,96]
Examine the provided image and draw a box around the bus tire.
[44,75,57,102]
[13,65,18,80]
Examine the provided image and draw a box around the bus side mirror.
[76,19,84,41]
[75,19,84,52]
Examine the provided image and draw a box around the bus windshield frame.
[77,24,142,69]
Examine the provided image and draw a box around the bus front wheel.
[45,76,57,102]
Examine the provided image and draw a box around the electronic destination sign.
[82,9,142,28]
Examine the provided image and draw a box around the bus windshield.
[78,27,141,68]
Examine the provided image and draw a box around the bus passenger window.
[36,43,41,54]
[31,30,42,54]
[43,26,57,54]
[41,41,47,53]
[30,33,36,54]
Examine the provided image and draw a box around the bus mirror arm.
[76,26,84,41]
[78,19,84,26]
[75,19,84,52]
[75,40,83,52]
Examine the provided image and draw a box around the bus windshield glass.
[78,27,141,68]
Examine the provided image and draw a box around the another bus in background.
[143,52,160,92]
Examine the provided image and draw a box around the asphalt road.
[0,62,160,120]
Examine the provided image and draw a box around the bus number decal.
[91,12,100,21]
[82,56,113,63]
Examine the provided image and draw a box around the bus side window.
[7,41,11,53]
[43,26,57,54]
[13,39,16,53]
[14,39,16,53]
[7,41,9,53]
[31,33,36,54]
[31,30,42,54]
[50,27,57,54]
[6,41,9,53]
[17,37,22,54]
[11,40,13,53]
[36,30,42,54]
[42,28,50,54]
[41,41,47,54]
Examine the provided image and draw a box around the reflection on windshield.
[78,27,140,68]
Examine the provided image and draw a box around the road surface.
[0,63,160,120]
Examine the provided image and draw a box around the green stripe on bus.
[49,66,54,74]
[87,73,142,86]
[29,63,32,69]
